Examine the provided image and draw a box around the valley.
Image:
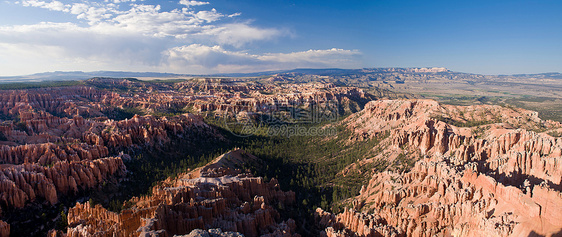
[0,68,561,236]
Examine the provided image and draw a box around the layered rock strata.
[55,149,298,237]
[0,113,212,211]
[0,90,218,236]
[320,99,562,237]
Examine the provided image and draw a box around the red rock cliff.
[60,150,298,237]
[322,99,562,237]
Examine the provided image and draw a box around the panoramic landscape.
[1,1,562,237]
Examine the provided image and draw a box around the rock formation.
[56,149,298,237]
[315,208,399,237]
[177,228,244,237]
[0,78,370,235]
[0,221,9,237]
[0,112,213,211]
[320,99,562,237]
[0,86,219,229]
[7,78,562,237]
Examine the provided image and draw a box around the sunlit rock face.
[318,99,562,237]
[0,112,214,209]
[48,149,299,237]
[4,79,562,236]
[0,87,221,236]
[0,78,371,235]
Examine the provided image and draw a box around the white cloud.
[69,3,88,15]
[165,44,258,69]
[179,0,209,7]
[0,22,168,69]
[200,23,284,48]
[194,8,223,23]
[164,44,362,73]
[19,0,69,12]
[228,12,241,18]
[12,1,281,44]
[260,48,362,65]
[77,5,114,24]
[1,1,362,75]
[105,0,143,3]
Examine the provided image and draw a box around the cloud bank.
[1,0,362,75]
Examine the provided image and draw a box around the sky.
[0,0,561,76]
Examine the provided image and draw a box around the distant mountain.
[218,67,453,77]
[0,71,186,83]
[1,68,560,83]
[510,72,562,79]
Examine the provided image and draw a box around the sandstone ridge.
[319,99,562,237]
[49,149,299,237]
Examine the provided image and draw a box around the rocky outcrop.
[0,220,9,237]
[173,80,373,115]
[0,78,375,236]
[0,156,125,208]
[347,99,555,139]
[0,143,109,165]
[0,93,214,212]
[0,87,109,118]
[325,99,562,237]
[177,228,244,237]
[60,149,298,237]
[315,208,399,237]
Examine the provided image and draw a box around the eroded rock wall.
[61,150,299,237]
[321,99,562,237]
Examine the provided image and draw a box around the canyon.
[48,149,298,237]
[317,99,562,236]
[0,75,560,236]
[0,78,375,236]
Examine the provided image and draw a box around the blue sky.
[0,0,561,76]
